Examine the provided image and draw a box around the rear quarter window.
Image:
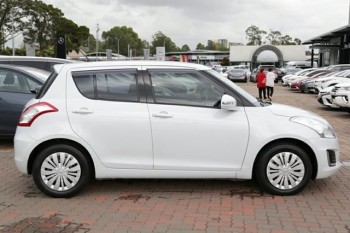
[72,70,139,102]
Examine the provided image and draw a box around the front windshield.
[206,69,259,106]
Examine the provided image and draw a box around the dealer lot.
[0,83,349,233]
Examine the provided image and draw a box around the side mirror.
[221,94,237,111]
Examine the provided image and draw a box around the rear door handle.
[72,108,93,114]
[152,111,173,118]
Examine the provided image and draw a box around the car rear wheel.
[32,144,91,198]
[255,143,312,195]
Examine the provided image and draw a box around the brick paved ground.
[0,83,349,233]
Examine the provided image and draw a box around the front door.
[145,68,249,171]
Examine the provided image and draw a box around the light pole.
[11,8,15,56]
[116,37,119,59]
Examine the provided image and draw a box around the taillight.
[18,102,58,127]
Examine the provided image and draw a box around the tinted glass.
[150,71,224,107]
[0,69,41,94]
[73,70,138,102]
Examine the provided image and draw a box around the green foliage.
[246,25,301,46]
[181,44,190,51]
[196,43,206,50]
[246,25,266,46]
[102,26,143,56]
[0,47,26,55]
[0,0,24,46]
[220,57,230,66]
[150,31,180,54]
[21,0,64,56]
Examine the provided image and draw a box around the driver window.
[149,70,224,107]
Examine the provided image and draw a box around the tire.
[32,144,91,198]
[255,144,312,195]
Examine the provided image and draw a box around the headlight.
[290,116,336,138]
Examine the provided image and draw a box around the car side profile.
[14,61,340,197]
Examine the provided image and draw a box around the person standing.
[266,68,276,101]
[256,68,266,100]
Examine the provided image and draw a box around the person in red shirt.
[256,68,267,100]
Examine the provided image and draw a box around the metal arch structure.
[251,45,284,68]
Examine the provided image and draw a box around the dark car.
[0,65,50,138]
[0,55,77,72]
[227,69,247,82]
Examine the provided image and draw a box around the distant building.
[215,39,229,48]
[166,50,229,66]
[229,45,306,70]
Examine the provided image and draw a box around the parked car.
[317,86,339,108]
[14,61,340,197]
[331,83,350,112]
[290,70,333,91]
[282,68,317,86]
[285,69,323,87]
[323,64,350,72]
[227,69,247,82]
[315,70,350,93]
[0,55,77,72]
[0,64,50,138]
[299,71,335,93]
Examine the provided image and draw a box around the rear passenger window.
[72,70,138,102]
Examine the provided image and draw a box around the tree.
[56,17,89,53]
[294,38,302,45]
[266,29,282,45]
[21,0,64,56]
[245,25,266,45]
[181,44,190,51]
[0,0,24,47]
[102,26,143,56]
[196,43,205,50]
[220,57,230,66]
[280,35,293,45]
[150,31,179,54]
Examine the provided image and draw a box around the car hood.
[266,103,322,119]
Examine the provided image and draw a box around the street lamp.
[116,37,119,60]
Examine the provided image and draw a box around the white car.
[317,86,339,108]
[318,71,350,92]
[314,70,350,92]
[331,83,350,111]
[282,68,317,86]
[14,61,340,197]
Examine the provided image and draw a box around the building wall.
[229,45,305,62]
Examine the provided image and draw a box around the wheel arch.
[252,138,318,180]
[27,138,95,178]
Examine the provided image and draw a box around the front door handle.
[152,111,173,118]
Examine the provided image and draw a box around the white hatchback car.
[14,61,340,197]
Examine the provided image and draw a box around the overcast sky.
[42,0,350,50]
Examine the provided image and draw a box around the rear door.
[66,67,153,169]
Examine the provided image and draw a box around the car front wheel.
[255,143,312,195]
[32,144,91,198]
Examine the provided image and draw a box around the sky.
[26,0,350,50]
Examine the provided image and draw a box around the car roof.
[0,55,76,63]
[54,60,212,73]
